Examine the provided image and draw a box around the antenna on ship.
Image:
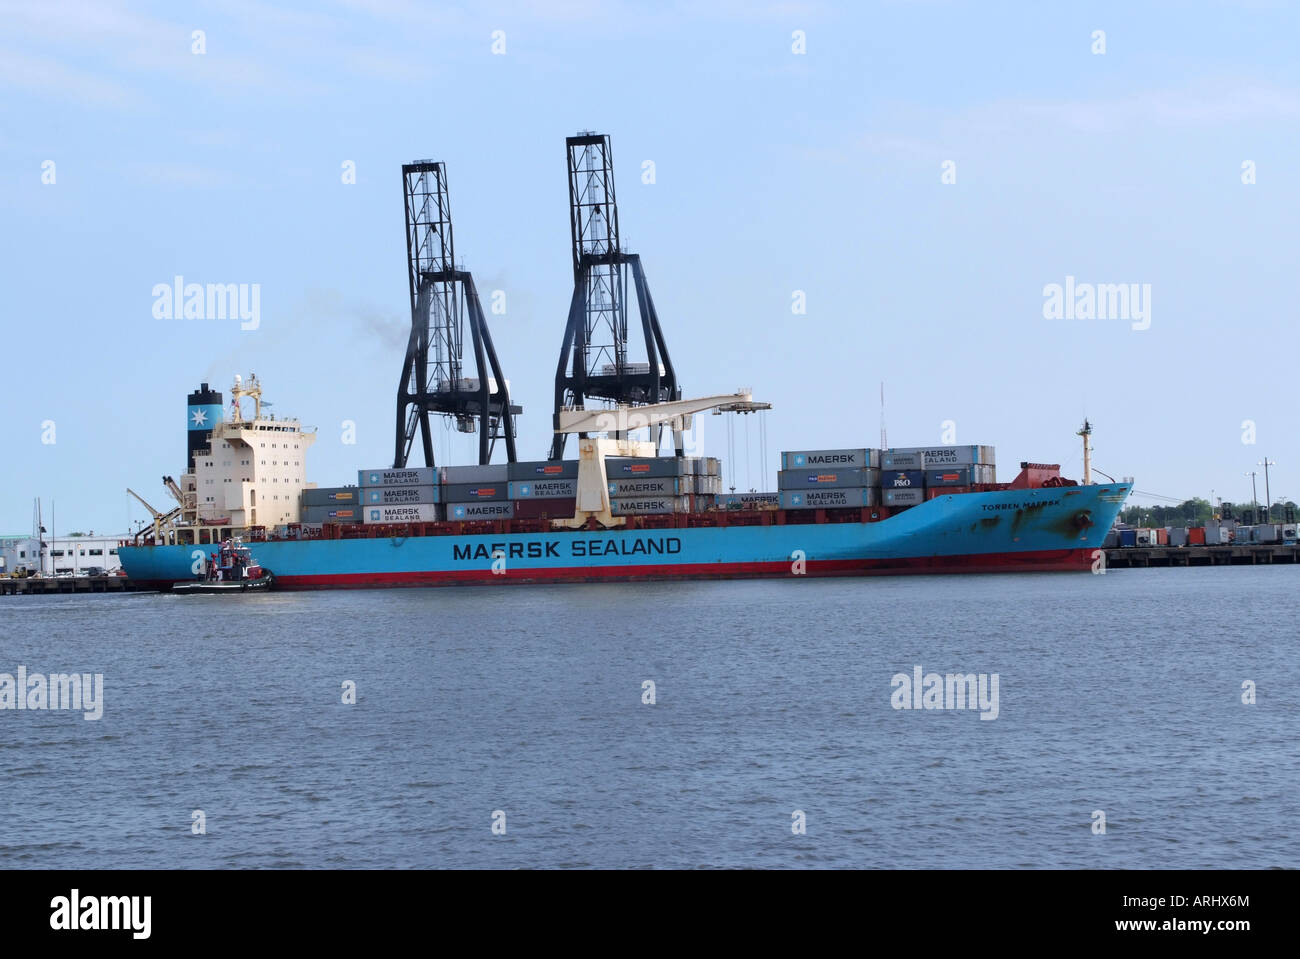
[880,382,887,450]
[1077,418,1093,485]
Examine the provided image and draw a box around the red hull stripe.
[134,549,1096,590]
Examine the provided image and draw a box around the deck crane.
[549,133,679,459]
[127,487,183,543]
[553,390,765,529]
[393,160,520,468]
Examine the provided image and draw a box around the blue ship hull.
[118,484,1130,588]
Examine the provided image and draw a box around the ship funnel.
[186,382,224,471]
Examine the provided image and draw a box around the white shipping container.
[610,495,692,515]
[364,485,440,505]
[362,503,441,524]
[448,501,515,520]
[359,466,437,487]
[882,488,925,506]
[510,478,578,499]
[608,476,681,497]
[780,448,878,470]
[885,445,995,467]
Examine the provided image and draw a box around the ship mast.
[230,372,262,423]
[1077,419,1093,485]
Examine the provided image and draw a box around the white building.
[0,533,126,576]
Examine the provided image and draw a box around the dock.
[1103,544,1300,568]
[0,576,154,596]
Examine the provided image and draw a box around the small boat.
[171,540,273,594]
[171,574,273,594]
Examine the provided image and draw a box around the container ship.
[117,137,1130,588]
[115,376,1131,589]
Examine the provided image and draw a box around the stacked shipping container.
[777,445,997,510]
[304,444,1002,526]
[604,456,720,514]
[357,467,443,523]
[301,485,365,524]
[305,457,722,525]
[777,449,879,510]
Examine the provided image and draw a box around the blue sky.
[2,0,1297,534]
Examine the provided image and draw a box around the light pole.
[1244,471,1259,517]
[1258,458,1275,521]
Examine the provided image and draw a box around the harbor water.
[0,566,1295,868]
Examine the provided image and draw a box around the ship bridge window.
[89,549,103,556]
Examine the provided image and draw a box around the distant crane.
[1244,470,1259,512]
[394,160,520,468]
[32,498,48,576]
[549,133,679,459]
[1258,457,1275,520]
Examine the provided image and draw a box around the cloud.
[128,163,239,188]
[856,80,1300,159]
[0,48,139,108]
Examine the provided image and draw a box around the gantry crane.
[549,133,678,459]
[394,161,520,468]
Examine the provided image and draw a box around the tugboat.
[171,539,273,594]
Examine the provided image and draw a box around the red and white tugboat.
[171,539,274,594]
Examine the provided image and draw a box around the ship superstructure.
[166,374,317,538]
